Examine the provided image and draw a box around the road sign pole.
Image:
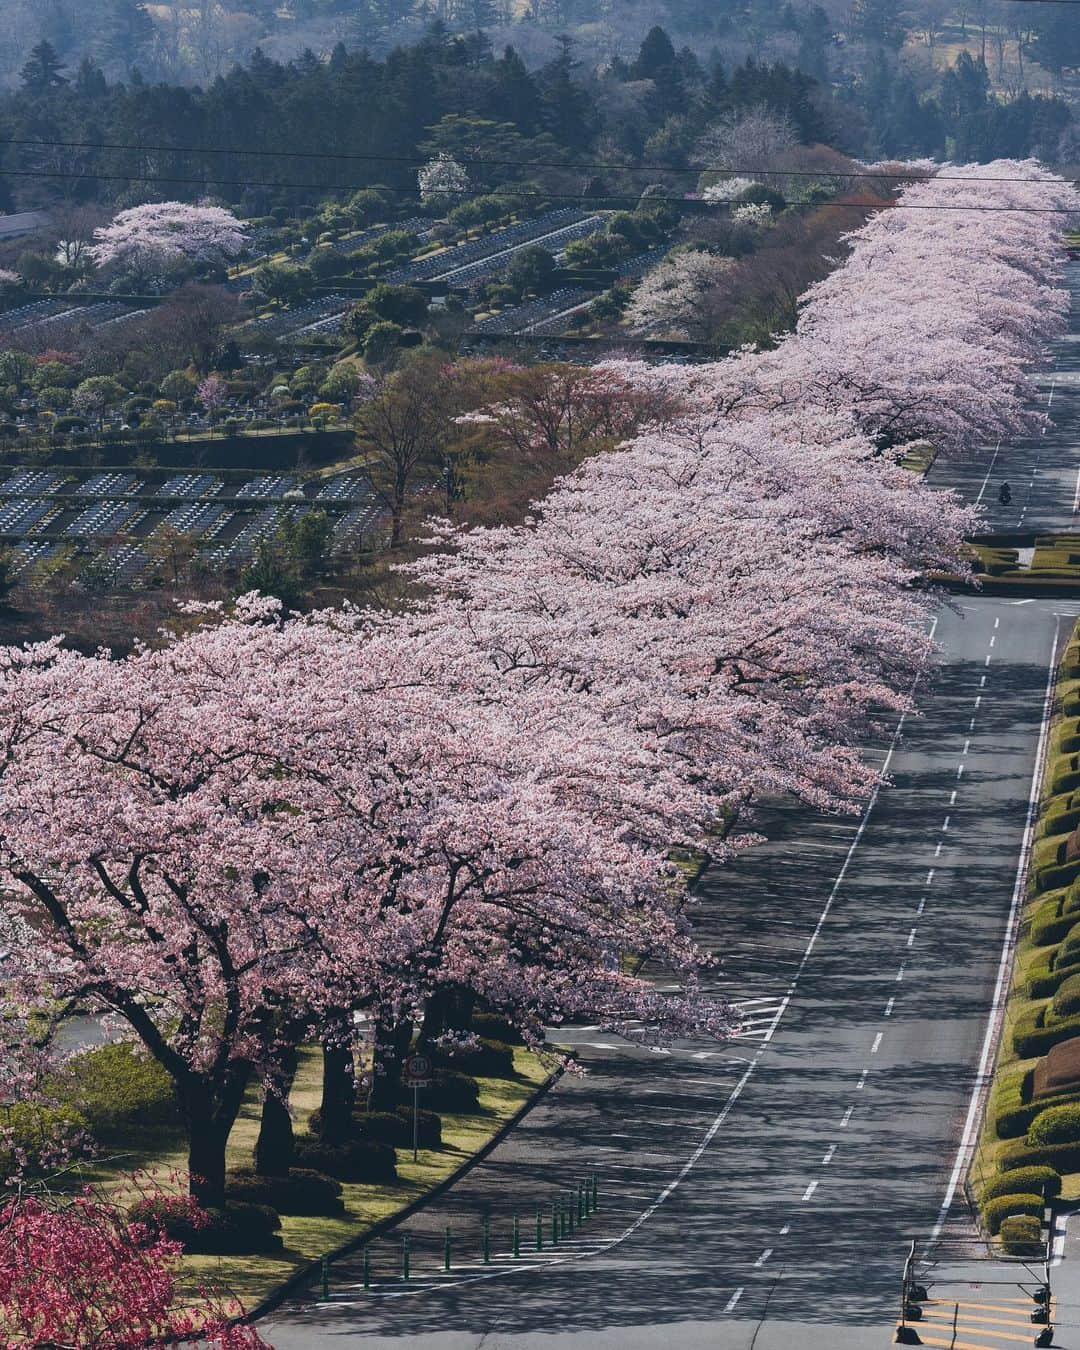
[551,1201,558,1245]
[321,1255,329,1300]
[513,1215,520,1259]
[402,1236,410,1281]
[413,1082,419,1163]
[536,1207,543,1252]
[483,1216,490,1265]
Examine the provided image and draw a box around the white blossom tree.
[90,202,248,275]
[418,153,469,207]
[625,251,733,340]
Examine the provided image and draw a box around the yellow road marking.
[908,1334,1041,1350]
[920,1309,1040,1332]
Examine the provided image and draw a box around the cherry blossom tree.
[418,153,469,207]
[90,202,248,274]
[0,597,733,1203]
[625,251,734,340]
[0,1183,268,1348]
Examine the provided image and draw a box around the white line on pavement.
[840,1106,854,1127]
[907,929,917,947]
[926,869,935,884]
[724,1288,744,1313]
[950,788,958,804]
[822,1144,837,1165]
[929,618,1063,1246]
[975,440,1002,504]
[994,617,1000,629]
[857,1070,868,1089]
[963,739,971,755]
[942,816,950,831]
[896,965,905,982]
[754,1248,772,1267]
[801,1182,818,1201]
[985,654,992,666]
[957,764,965,779]
[980,674,987,686]
[884,997,895,1017]
[779,1224,790,1235]
[934,842,942,857]
[871,1032,884,1054]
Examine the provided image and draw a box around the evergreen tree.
[96,0,157,74]
[20,41,68,94]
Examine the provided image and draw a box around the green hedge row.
[981,1166,1061,1201]
[47,1043,177,1144]
[225,1167,345,1216]
[1013,1005,1080,1058]
[129,1196,283,1254]
[984,1193,1044,1235]
[1001,1214,1044,1254]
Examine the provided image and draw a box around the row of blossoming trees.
[0,161,1073,1341]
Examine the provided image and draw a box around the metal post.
[363,1247,370,1290]
[578,1183,585,1223]
[536,1207,543,1252]
[952,1301,958,1349]
[593,1173,599,1212]
[513,1215,520,1259]
[321,1255,329,1301]
[413,1083,419,1163]
[444,1225,451,1272]
[483,1216,490,1265]
[402,1236,410,1281]
[560,1197,568,1238]
[551,1201,559,1245]
[568,1192,576,1235]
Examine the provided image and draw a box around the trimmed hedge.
[394,1105,442,1148]
[351,1111,412,1148]
[294,1138,398,1183]
[225,1167,345,1216]
[1028,951,1065,999]
[432,1039,515,1078]
[1001,1137,1080,1172]
[983,1192,1044,1235]
[1054,973,1080,1018]
[1030,899,1076,948]
[1013,1006,1080,1058]
[426,1069,482,1112]
[1001,1214,1044,1255]
[471,1013,525,1045]
[981,1166,1061,1202]
[991,1068,1036,1138]
[48,1043,177,1144]
[129,1197,283,1254]
[1028,1102,1080,1146]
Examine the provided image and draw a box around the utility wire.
[0,165,1075,214]
[2,134,1077,186]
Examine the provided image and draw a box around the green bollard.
[551,1201,559,1245]
[362,1247,370,1290]
[593,1173,599,1213]
[402,1235,410,1281]
[568,1192,576,1235]
[578,1183,585,1223]
[513,1215,520,1260]
[321,1255,329,1300]
[536,1207,543,1252]
[585,1178,593,1216]
[561,1196,569,1238]
[483,1216,490,1265]
[444,1225,451,1272]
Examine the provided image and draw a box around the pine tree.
[19,40,67,94]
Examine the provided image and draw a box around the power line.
[2,134,1078,188]
[1,164,1075,214]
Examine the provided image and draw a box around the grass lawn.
[78,1045,550,1311]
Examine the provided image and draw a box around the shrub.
[0,1103,89,1179]
[130,1197,282,1254]
[1028,1102,1080,1146]
[351,1110,412,1148]
[1000,1213,1044,1254]
[294,1138,397,1183]
[225,1167,345,1216]
[992,1068,1036,1138]
[426,1069,481,1113]
[1001,1137,1080,1171]
[1030,898,1074,947]
[394,1106,442,1148]
[52,415,90,434]
[471,1013,525,1045]
[47,1043,177,1143]
[1013,1007,1080,1057]
[982,1167,1061,1202]
[1053,973,1080,1018]
[433,1039,514,1078]
[983,1193,1043,1235]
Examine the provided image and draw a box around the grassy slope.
[80,1045,550,1309]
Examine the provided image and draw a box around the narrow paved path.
[263,271,1080,1350]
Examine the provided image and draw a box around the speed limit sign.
[403,1053,431,1087]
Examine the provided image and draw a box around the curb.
[243,1059,566,1324]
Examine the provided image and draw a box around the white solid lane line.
[801,1182,818,1201]
[754,1248,772,1267]
[871,1032,884,1054]
[724,1288,744,1313]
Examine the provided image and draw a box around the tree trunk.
[368,1016,413,1112]
[255,1043,298,1176]
[319,1040,356,1145]
[180,1068,250,1208]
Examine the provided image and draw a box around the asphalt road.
[263,267,1080,1350]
